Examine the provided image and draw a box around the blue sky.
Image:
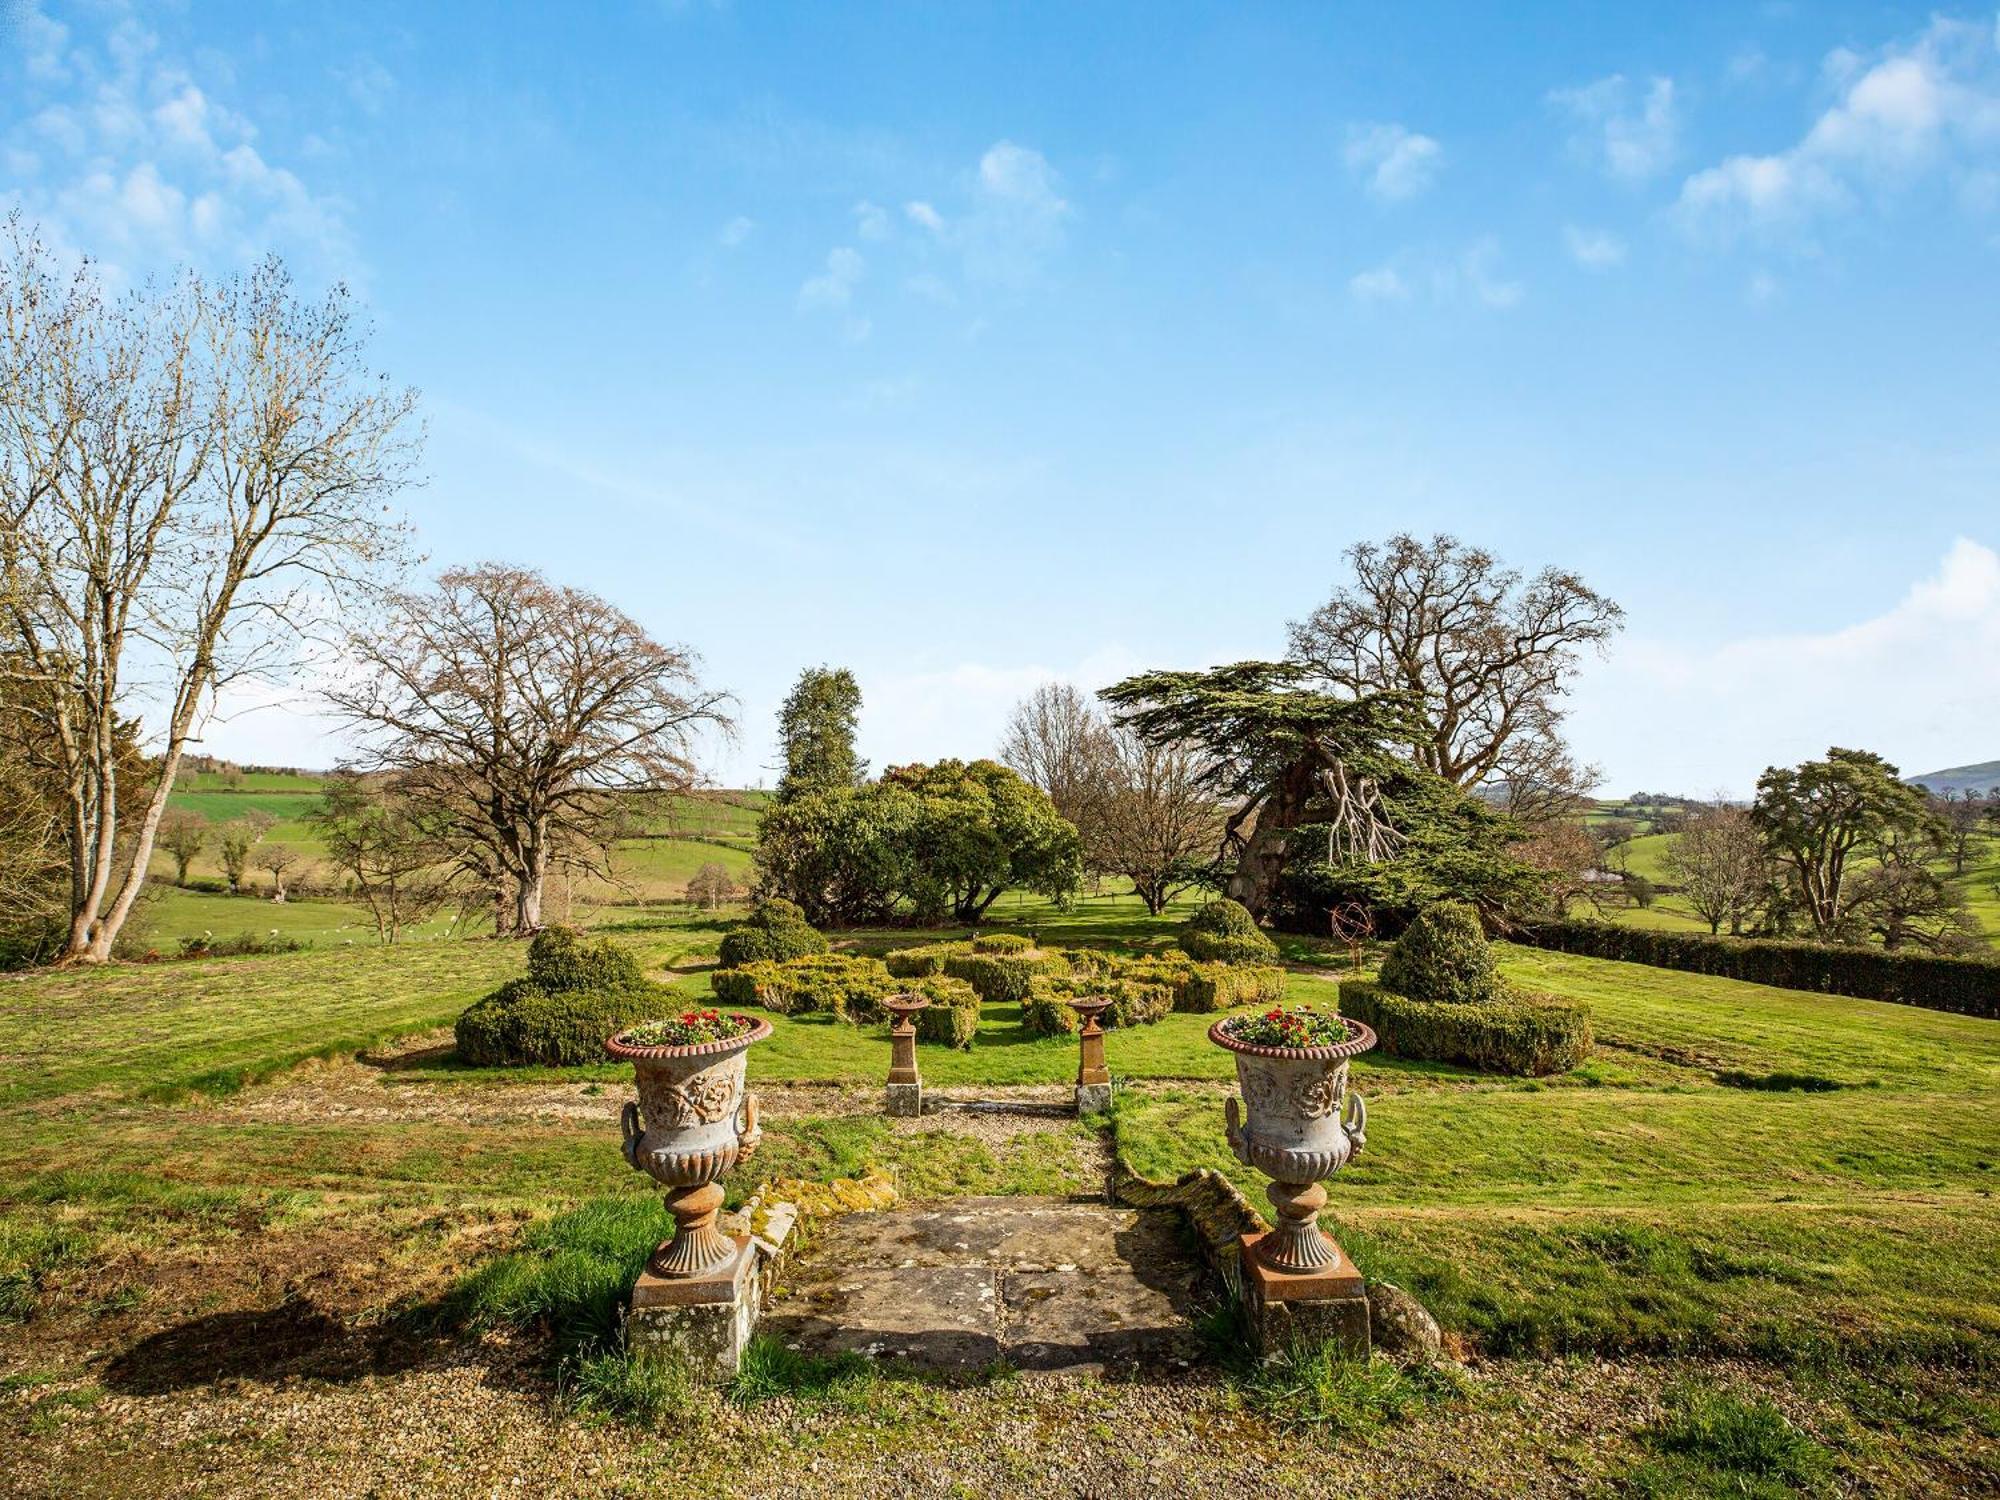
[5,1,1998,794]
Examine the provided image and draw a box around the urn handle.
[620,1099,643,1171]
[737,1089,762,1159]
[1224,1094,1243,1148]
[1341,1091,1367,1157]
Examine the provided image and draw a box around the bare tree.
[686,861,739,911]
[1664,802,1768,936]
[327,564,734,935]
[256,844,301,902]
[156,809,209,887]
[1000,682,1118,858]
[1933,791,1990,876]
[1287,533,1622,796]
[1091,729,1225,915]
[310,767,460,942]
[0,217,418,962]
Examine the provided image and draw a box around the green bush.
[1020,988,1079,1038]
[1178,899,1279,963]
[971,931,1034,953]
[1378,901,1499,1004]
[943,947,1067,1004]
[1179,962,1286,1013]
[1022,967,1177,1037]
[526,926,648,994]
[1521,920,2000,1020]
[883,941,968,978]
[911,976,981,1048]
[455,979,660,1067]
[1340,979,1592,1077]
[716,898,829,970]
[709,954,893,1022]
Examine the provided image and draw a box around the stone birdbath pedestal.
[1208,1006,1377,1355]
[882,991,930,1118]
[607,1010,772,1376]
[1067,995,1114,1114]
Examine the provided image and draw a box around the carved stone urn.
[608,1015,772,1278]
[1208,1015,1376,1275]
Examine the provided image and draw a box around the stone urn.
[1208,1015,1376,1275]
[608,1015,772,1277]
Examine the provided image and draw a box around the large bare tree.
[1663,802,1769,936]
[1092,730,1226,915]
[1287,533,1622,798]
[327,564,734,934]
[0,217,418,962]
[1000,681,1116,851]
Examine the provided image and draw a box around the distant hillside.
[1907,760,2000,796]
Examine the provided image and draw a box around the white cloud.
[1564,224,1628,269]
[852,199,891,241]
[718,214,755,247]
[1343,122,1443,200]
[1551,74,1680,180]
[1348,265,1409,303]
[1676,16,2000,243]
[902,141,1071,288]
[797,245,864,311]
[2,6,356,281]
[1456,238,1524,307]
[1570,538,2000,796]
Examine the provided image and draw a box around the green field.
[2,898,1995,1493]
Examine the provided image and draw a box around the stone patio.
[759,1196,1211,1374]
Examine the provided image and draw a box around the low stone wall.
[1111,1163,1268,1300]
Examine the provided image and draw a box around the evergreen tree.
[775,667,867,801]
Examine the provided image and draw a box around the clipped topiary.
[717,897,829,969]
[1378,901,1499,1004]
[456,927,665,1067]
[1178,899,1279,964]
[525,925,648,994]
[1340,979,1592,1077]
[912,975,981,1048]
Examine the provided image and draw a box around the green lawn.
[2,898,1995,1491]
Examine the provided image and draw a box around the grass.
[1625,1381,1837,1497]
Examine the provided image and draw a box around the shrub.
[1520,920,2000,1020]
[1340,979,1592,1077]
[883,941,968,978]
[1178,899,1279,964]
[1377,901,1499,1004]
[970,932,1033,953]
[943,947,1067,1004]
[715,899,829,970]
[911,976,981,1048]
[527,926,648,994]
[1179,961,1286,1013]
[456,979,659,1067]
[708,954,894,1022]
[1022,968,1177,1037]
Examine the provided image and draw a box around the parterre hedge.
[1021,971,1177,1037]
[1178,961,1286,1013]
[1340,979,1593,1077]
[912,976,982,1048]
[883,941,966,978]
[710,953,894,1022]
[1518,920,2000,1018]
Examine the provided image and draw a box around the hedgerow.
[1519,920,2000,1020]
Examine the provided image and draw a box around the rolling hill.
[1907,760,2000,796]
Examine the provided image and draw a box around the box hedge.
[884,941,968,978]
[911,976,982,1048]
[1178,961,1286,1013]
[943,947,1068,1004]
[716,898,830,970]
[970,932,1034,953]
[1020,970,1178,1037]
[455,928,666,1067]
[1340,979,1592,1077]
[709,953,894,1022]
[1520,919,2000,1020]
[1177,899,1279,964]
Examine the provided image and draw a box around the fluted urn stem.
[654,1181,734,1276]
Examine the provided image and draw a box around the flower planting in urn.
[608,1010,772,1277]
[1209,1005,1376,1274]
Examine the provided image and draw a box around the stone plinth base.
[1238,1231,1370,1359]
[626,1234,758,1379]
[885,1081,923,1117]
[1074,1082,1113,1115]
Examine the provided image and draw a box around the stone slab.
[759,1198,1208,1374]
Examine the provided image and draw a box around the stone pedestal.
[1070,996,1112,1117]
[1074,1081,1113,1115]
[882,993,929,1118]
[885,1080,924,1117]
[1238,1230,1371,1359]
[626,1234,759,1379]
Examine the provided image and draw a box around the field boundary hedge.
[1518,920,2000,1020]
